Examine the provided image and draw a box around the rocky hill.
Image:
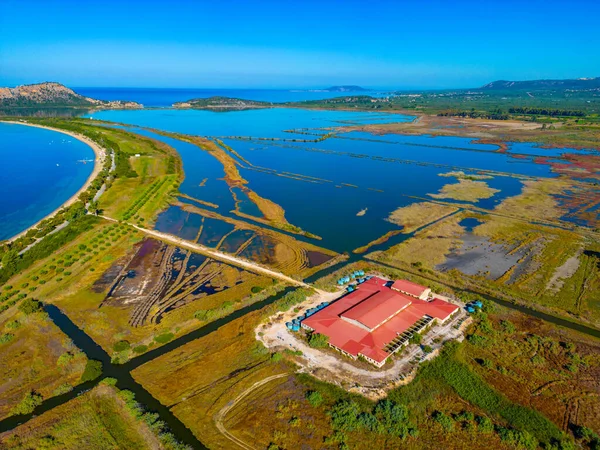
[173,96,272,110]
[0,82,142,108]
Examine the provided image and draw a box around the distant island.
[0,82,142,109]
[322,85,369,92]
[173,96,273,110]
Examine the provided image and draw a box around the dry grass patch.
[429,179,500,202]
[0,384,160,449]
[132,309,289,448]
[0,309,86,419]
[372,213,466,269]
[386,202,459,233]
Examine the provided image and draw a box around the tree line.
[508,107,586,117]
[437,109,510,120]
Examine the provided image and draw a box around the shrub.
[497,427,538,450]
[251,286,264,294]
[101,377,118,386]
[133,345,148,354]
[422,345,433,354]
[289,416,300,427]
[306,390,324,407]
[11,391,43,415]
[308,333,329,348]
[271,352,283,362]
[501,320,516,334]
[479,358,493,368]
[455,410,475,422]
[329,400,362,431]
[57,352,75,366]
[5,320,21,330]
[478,318,494,334]
[18,298,42,315]
[467,334,489,347]
[373,399,414,438]
[0,333,15,344]
[113,340,131,352]
[154,332,174,344]
[531,354,546,366]
[409,333,422,345]
[53,383,73,396]
[118,389,136,403]
[476,415,494,433]
[433,411,454,431]
[81,359,103,382]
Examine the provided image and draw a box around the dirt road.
[214,373,289,449]
[101,216,314,290]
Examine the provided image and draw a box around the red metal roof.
[341,287,411,331]
[302,278,458,364]
[391,279,429,297]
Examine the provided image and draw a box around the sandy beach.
[1,120,107,243]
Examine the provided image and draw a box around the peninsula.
[0,82,142,109]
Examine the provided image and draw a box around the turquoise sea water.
[0,123,94,240]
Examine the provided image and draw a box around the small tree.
[308,333,329,348]
[88,200,100,216]
[409,333,422,345]
[113,340,131,352]
[11,391,43,416]
[81,359,103,382]
[476,415,494,433]
[1,250,19,272]
[500,320,516,334]
[306,390,324,407]
[433,411,454,431]
[18,298,42,315]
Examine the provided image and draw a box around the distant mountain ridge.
[481,77,600,90]
[0,82,142,108]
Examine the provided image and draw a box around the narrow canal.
[0,287,295,448]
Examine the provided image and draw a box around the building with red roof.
[302,277,458,367]
[391,279,431,300]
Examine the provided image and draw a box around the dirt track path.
[214,373,289,450]
[101,216,315,290]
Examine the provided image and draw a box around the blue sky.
[1,0,599,89]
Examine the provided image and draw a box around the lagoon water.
[85,108,412,138]
[87,108,570,253]
[0,123,94,240]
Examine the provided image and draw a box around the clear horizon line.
[70,85,467,92]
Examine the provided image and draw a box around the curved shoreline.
[1,120,106,243]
